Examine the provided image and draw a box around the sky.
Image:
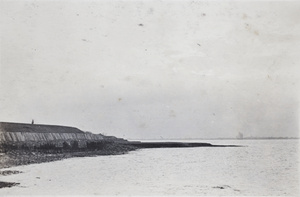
[0,0,299,139]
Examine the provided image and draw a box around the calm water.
[0,139,299,196]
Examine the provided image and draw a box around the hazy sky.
[1,0,299,139]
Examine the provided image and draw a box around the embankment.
[0,122,135,168]
[0,122,109,150]
[0,122,240,170]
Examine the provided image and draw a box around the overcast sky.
[0,0,299,139]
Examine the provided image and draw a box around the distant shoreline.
[129,137,300,141]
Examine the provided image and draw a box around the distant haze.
[1,0,299,139]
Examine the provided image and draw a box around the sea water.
[0,139,299,196]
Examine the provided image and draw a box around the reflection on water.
[0,139,299,196]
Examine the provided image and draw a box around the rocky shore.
[0,142,137,169]
[0,141,138,188]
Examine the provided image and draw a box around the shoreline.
[0,122,240,172]
[0,143,137,189]
[0,141,241,170]
[0,143,137,170]
[0,141,242,189]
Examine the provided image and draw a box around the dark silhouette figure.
[31,119,34,124]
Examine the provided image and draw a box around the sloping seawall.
[0,122,106,150]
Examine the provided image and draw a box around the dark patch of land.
[0,142,137,169]
[0,181,19,189]
[128,141,241,148]
[0,170,22,176]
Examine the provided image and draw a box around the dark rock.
[0,170,22,176]
[0,181,19,188]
